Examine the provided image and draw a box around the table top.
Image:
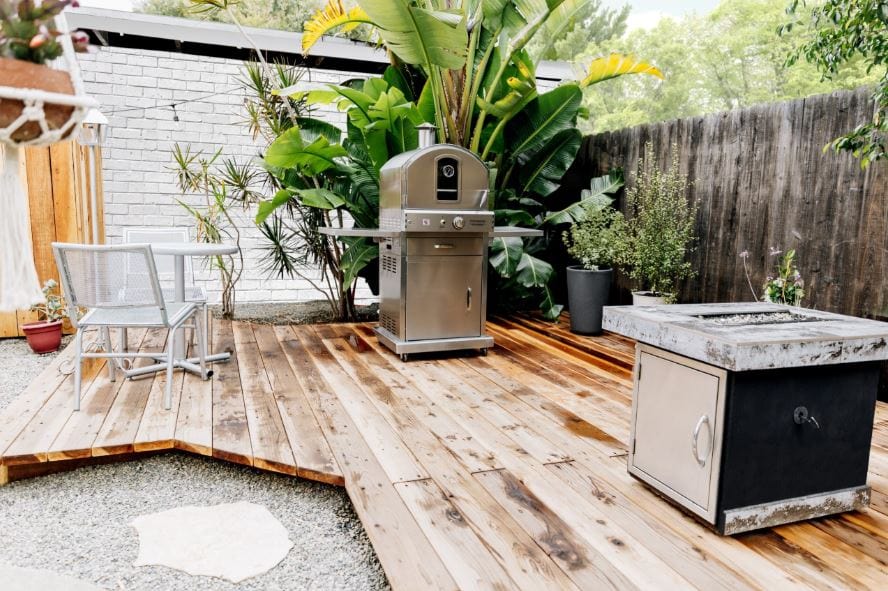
[150,242,239,256]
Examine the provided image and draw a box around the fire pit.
[602,302,888,534]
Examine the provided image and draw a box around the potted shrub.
[22,279,67,353]
[563,202,628,334]
[0,0,89,142]
[624,142,698,305]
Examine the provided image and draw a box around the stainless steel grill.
[324,124,539,360]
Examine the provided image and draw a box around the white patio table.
[149,242,239,376]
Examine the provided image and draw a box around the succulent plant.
[0,0,88,64]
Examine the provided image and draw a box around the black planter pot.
[566,266,613,335]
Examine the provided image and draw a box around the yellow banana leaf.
[303,0,372,54]
[580,54,664,88]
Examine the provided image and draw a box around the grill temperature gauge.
[452,216,465,230]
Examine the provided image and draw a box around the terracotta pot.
[0,58,75,142]
[22,319,63,354]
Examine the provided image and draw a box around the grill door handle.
[467,287,472,311]
[433,243,454,249]
[692,415,712,467]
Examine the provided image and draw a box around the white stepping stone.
[0,566,103,591]
[130,501,293,583]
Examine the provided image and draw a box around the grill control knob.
[452,216,465,230]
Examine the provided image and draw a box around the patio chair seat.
[79,301,198,328]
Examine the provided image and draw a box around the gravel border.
[0,304,389,590]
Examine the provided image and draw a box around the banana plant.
[259,74,425,317]
[300,0,664,318]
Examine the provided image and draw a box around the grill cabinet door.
[629,348,725,521]
[405,255,482,340]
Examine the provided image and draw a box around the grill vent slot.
[382,254,398,274]
[380,311,398,334]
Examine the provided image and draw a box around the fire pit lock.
[793,406,820,429]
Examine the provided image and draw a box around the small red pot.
[22,319,63,354]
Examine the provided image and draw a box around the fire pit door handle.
[467,287,473,311]
[692,415,712,467]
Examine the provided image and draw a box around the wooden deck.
[2,316,887,590]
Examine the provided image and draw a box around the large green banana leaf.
[507,84,582,164]
[265,127,347,174]
[518,128,582,196]
[489,236,524,277]
[542,172,623,225]
[340,237,378,290]
[357,0,468,70]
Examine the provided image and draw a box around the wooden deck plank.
[286,325,457,591]
[46,330,150,461]
[321,334,581,590]
[210,318,252,466]
[394,478,523,590]
[325,327,500,473]
[231,321,296,475]
[173,316,214,457]
[0,344,77,458]
[132,338,185,452]
[1,316,887,590]
[252,323,341,485]
[292,327,426,484]
[1,350,105,465]
[94,329,167,456]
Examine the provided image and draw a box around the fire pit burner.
[696,311,823,326]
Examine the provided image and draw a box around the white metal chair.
[53,242,209,411]
[122,227,207,303]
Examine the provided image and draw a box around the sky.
[79,0,723,30]
[604,0,722,30]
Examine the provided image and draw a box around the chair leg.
[73,330,83,412]
[101,326,116,382]
[163,327,176,410]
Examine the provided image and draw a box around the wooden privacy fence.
[0,142,105,337]
[573,87,887,319]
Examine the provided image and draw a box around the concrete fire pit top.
[602,302,888,371]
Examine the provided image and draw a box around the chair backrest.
[52,243,168,327]
[123,227,192,282]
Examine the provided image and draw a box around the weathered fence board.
[575,87,887,319]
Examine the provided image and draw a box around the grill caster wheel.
[480,348,488,356]
[400,353,409,362]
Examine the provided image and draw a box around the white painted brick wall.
[77,45,372,307]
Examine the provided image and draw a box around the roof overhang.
[64,7,570,82]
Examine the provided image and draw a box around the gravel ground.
[0,304,389,590]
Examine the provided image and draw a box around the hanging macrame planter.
[0,15,96,312]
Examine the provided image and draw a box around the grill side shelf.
[491,226,544,239]
[318,228,398,241]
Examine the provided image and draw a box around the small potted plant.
[563,202,628,334]
[22,278,67,353]
[763,248,805,306]
[624,142,698,304]
[0,0,89,142]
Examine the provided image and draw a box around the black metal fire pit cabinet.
[321,124,540,360]
[602,302,888,534]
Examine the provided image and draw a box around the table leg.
[173,254,186,358]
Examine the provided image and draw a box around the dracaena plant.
[291,0,663,319]
[0,0,89,64]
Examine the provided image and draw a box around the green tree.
[529,1,630,61]
[137,0,322,31]
[579,0,882,134]
[783,0,888,167]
